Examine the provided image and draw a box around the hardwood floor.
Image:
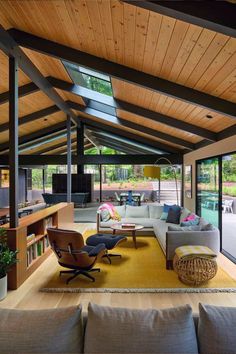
[1,222,236,313]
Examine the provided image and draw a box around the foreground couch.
[0,302,235,353]
[97,204,220,269]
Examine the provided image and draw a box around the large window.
[197,153,236,262]
[196,158,219,228]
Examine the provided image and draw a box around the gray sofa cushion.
[114,205,126,217]
[0,306,83,354]
[84,303,198,354]
[198,303,236,354]
[125,205,149,218]
[149,205,163,219]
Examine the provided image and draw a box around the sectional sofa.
[97,204,220,269]
[0,303,235,354]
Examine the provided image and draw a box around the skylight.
[63,62,113,96]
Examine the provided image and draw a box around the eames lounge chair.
[47,228,106,284]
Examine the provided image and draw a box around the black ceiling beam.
[9,29,236,119]
[217,124,236,141]
[0,105,60,133]
[69,100,194,149]
[0,82,39,106]
[84,120,181,154]
[93,135,148,155]
[0,121,68,153]
[91,130,159,154]
[88,127,162,154]
[50,77,216,142]
[34,137,77,155]
[123,1,236,38]
[84,120,182,155]
[0,26,78,125]
[0,154,183,166]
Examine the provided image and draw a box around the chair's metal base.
[60,268,100,284]
[102,253,122,264]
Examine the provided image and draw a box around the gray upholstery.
[97,205,220,265]
[84,303,198,354]
[0,306,83,353]
[198,303,236,354]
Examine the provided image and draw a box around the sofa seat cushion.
[84,303,198,354]
[125,205,149,218]
[153,219,173,252]
[100,218,157,228]
[0,306,83,354]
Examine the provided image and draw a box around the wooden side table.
[110,223,144,249]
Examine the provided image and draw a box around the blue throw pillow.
[163,204,181,213]
[160,212,168,220]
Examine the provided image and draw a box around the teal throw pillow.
[160,212,168,220]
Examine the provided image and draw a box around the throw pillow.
[84,303,198,354]
[100,209,110,222]
[160,212,168,220]
[180,218,200,227]
[198,303,236,354]
[201,223,214,231]
[163,203,178,213]
[166,207,181,224]
[0,306,83,354]
[179,207,191,223]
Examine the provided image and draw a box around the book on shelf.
[26,233,36,243]
[44,216,53,233]
[121,223,136,228]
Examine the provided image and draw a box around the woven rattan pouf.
[173,252,218,286]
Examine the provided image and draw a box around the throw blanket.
[98,203,121,221]
[175,245,217,260]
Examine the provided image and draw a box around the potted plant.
[0,228,18,301]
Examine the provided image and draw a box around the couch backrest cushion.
[84,303,198,354]
[114,205,126,217]
[198,303,236,354]
[125,205,149,218]
[149,205,163,219]
[0,306,83,354]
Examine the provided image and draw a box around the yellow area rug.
[41,231,236,293]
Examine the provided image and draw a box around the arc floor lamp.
[143,157,179,205]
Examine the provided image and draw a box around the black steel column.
[42,167,46,194]
[77,123,84,174]
[9,56,19,228]
[99,149,102,203]
[67,115,71,203]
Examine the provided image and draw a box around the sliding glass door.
[196,158,220,228]
[196,153,236,262]
[222,153,236,261]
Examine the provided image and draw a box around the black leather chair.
[47,228,106,284]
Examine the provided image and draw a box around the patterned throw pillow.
[100,209,110,222]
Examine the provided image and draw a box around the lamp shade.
[143,166,160,179]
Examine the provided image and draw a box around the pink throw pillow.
[182,213,196,222]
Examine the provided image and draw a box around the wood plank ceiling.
[0,0,235,155]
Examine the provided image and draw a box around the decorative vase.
[0,274,7,301]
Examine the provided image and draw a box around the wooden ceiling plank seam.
[110,0,125,65]
[9,29,236,119]
[123,1,236,38]
[123,2,137,69]
[0,26,78,126]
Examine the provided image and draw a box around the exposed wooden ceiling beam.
[69,101,195,150]
[9,29,236,119]
[0,82,39,106]
[0,154,183,166]
[0,26,78,125]
[123,1,236,38]
[0,105,60,133]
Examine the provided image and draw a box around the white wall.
[184,135,236,212]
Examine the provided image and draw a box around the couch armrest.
[166,229,220,262]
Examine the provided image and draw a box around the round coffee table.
[110,223,144,249]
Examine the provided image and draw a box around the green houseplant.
[0,227,18,301]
